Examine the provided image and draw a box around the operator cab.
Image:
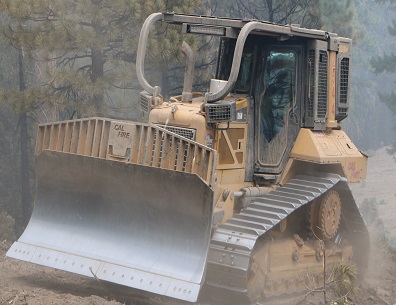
[137,13,352,184]
[217,36,304,177]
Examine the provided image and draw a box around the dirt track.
[0,240,124,305]
[1,147,396,305]
[2,232,396,305]
[0,238,198,305]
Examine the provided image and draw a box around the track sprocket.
[311,190,342,240]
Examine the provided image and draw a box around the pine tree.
[0,15,35,233]
[371,0,396,155]
[0,0,202,120]
[216,0,355,36]
[316,0,356,37]
[0,0,202,232]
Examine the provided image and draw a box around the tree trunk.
[267,0,274,22]
[90,21,105,115]
[91,47,105,115]
[18,48,32,231]
[19,111,32,229]
[161,64,170,99]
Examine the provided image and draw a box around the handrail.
[136,13,163,97]
[136,13,320,103]
[205,21,289,102]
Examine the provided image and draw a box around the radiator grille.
[140,92,150,113]
[317,50,328,118]
[336,57,350,121]
[158,125,196,140]
[156,125,196,171]
[140,96,149,113]
[307,50,315,118]
[339,58,349,105]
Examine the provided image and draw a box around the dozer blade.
[7,151,214,302]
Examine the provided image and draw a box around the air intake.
[336,57,350,121]
[205,100,236,123]
[140,91,152,113]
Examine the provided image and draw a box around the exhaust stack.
[181,41,195,102]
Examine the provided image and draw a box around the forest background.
[0,0,395,238]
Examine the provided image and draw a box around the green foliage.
[226,0,316,24]
[144,1,204,98]
[219,0,356,37]
[0,86,47,112]
[370,0,396,154]
[0,102,21,221]
[371,53,396,74]
[239,0,299,26]
[340,0,396,150]
[0,0,203,119]
[0,18,33,232]
[0,0,206,232]
[333,262,357,298]
[317,0,355,38]
[0,0,140,117]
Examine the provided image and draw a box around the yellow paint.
[339,45,348,53]
[288,128,367,182]
[327,51,337,129]
[235,98,248,111]
[149,96,207,143]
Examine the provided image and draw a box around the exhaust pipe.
[181,41,195,102]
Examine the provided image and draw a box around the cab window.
[257,50,296,165]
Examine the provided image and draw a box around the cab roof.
[162,12,345,42]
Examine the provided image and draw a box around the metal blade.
[7,151,214,302]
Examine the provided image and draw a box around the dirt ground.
[1,147,396,305]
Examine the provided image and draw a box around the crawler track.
[205,174,369,304]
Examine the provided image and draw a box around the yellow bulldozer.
[7,12,369,304]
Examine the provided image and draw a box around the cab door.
[254,46,302,176]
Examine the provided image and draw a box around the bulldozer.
[7,12,369,304]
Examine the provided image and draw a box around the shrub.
[333,262,357,298]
